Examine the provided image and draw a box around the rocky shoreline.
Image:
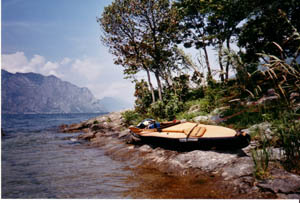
[59,111,300,199]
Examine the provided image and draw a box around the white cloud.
[2,52,62,77]
[71,58,103,81]
[29,54,46,67]
[60,57,71,65]
[2,52,32,73]
[89,81,134,100]
[41,61,60,77]
[2,52,135,105]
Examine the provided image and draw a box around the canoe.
[129,122,250,149]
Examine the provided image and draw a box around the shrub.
[149,100,166,119]
[121,110,142,126]
[106,117,112,123]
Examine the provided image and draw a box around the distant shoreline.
[1,112,109,115]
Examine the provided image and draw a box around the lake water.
[2,113,236,199]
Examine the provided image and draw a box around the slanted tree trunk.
[225,38,231,81]
[203,45,212,80]
[145,67,156,103]
[154,70,163,101]
[218,42,225,82]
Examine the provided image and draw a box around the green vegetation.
[252,138,271,179]
[99,0,300,177]
[274,112,300,173]
[121,110,143,127]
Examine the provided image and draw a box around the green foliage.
[238,1,300,64]
[172,74,190,102]
[164,94,184,120]
[99,0,183,100]
[149,101,166,119]
[121,110,142,127]
[250,121,274,179]
[93,120,99,124]
[222,106,264,129]
[186,87,205,100]
[106,117,112,123]
[273,112,300,174]
[147,94,184,120]
[134,80,153,114]
[251,143,271,179]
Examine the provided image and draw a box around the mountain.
[1,69,106,114]
[98,97,132,112]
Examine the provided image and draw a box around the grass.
[251,129,272,179]
[272,112,300,174]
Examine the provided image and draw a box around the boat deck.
[138,122,237,139]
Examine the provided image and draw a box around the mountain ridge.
[1,69,130,114]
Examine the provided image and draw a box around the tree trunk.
[225,38,231,81]
[145,68,156,103]
[218,42,225,82]
[203,45,212,80]
[155,70,163,101]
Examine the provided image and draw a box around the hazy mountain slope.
[1,70,106,114]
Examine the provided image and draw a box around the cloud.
[88,81,134,100]
[2,52,61,77]
[2,52,32,73]
[60,57,71,65]
[1,52,135,104]
[71,58,103,81]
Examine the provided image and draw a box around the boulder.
[90,123,106,131]
[118,129,130,138]
[78,132,96,140]
[221,157,254,181]
[242,122,273,140]
[174,150,237,172]
[138,145,153,152]
[60,122,91,133]
[193,115,216,124]
[257,168,300,195]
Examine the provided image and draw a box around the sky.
[1,0,136,105]
[1,0,227,106]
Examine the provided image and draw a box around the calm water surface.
[2,113,135,198]
[2,113,233,199]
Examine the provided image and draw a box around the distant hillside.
[1,69,107,114]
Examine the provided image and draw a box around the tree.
[175,0,213,80]
[131,0,180,101]
[99,0,181,101]
[98,0,156,103]
[204,0,253,81]
[238,0,300,67]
